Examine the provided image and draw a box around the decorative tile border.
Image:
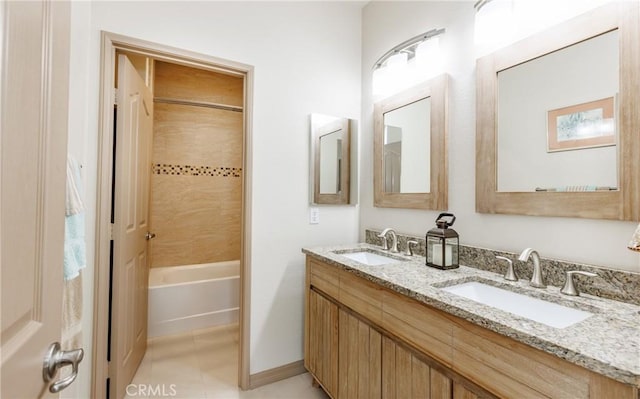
[153,163,242,178]
[365,229,640,305]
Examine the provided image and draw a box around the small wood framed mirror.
[310,114,351,205]
[374,74,448,210]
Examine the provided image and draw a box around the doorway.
[93,32,253,399]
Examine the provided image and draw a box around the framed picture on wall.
[547,97,615,152]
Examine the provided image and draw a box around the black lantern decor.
[426,213,459,270]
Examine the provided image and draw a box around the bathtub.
[148,260,240,338]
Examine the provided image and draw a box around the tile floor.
[125,324,329,399]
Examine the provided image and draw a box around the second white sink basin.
[441,281,593,328]
[338,251,401,266]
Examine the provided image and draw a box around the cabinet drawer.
[452,321,589,399]
[339,272,383,325]
[309,259,340,300]
[382,291,454,366]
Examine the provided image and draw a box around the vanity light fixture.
[474,0,516,57]
[386,52,408,69]
[372,28,445,99]
[474,0,616,57]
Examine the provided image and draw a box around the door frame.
[92,31,254,398]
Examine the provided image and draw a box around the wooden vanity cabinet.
[309,286,482,399]
[304,257,638,399]
[305,258,490,399]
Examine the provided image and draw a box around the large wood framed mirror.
[310,114,351,205]
[476,2,639,220]
[374,74,448,209]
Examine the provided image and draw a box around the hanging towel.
[64,157,86,281]
[61,271,83,349]
[629,223,640,252]
[66,157,84,216]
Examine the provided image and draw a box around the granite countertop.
[302,243,640,387]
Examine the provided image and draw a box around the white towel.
[61,157,84,376]
[62,272,83,349]
[64,156,86,281]
[66,157,84,216]
[629,223,640,252]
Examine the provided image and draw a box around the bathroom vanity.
[302,244,640,399]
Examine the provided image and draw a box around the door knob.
[145,232,156,240]
[43,342,84,393]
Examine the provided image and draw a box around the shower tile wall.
[150,61,243,268]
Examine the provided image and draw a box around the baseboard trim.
[248,360,306,389]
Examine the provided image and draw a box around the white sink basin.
[338,251,401,266]
[441,281,593,328]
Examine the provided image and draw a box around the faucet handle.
[561,270,597,296]
[496,256,518,281]
[376,232,389,250]
[405,240,418,256]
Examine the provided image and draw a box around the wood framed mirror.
[374,74,448,209]
[311,114,351,205]
[476,2,639,220]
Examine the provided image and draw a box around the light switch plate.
[309,207,320,224]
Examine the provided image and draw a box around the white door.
[110,54,154,399]
[1,1,81,398]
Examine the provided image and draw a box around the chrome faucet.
[405,240,418,256]
[518,248,546,288]
[496,256,518,281]
[377,228,399,253]
[561,270,597,296]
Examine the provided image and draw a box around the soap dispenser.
[426,213,459,270]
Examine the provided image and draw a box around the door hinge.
[113,88,118,106]
[109,223,114,240]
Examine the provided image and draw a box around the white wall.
[360,1,639,272]
[69,2,362,388]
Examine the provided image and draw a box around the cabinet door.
[382,336,453,399]
[453,383,481,399]
[338,309,382,399]
[308,289,339,397]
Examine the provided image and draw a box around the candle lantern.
[426,213,459,270]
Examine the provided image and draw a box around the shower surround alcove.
[148,61,243,336]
